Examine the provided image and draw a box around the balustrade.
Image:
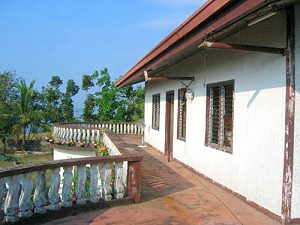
[52,122,144,144]
[0,155,142,223]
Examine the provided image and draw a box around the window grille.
[206,81,234,153]
[152,94,160,130]
[177,88,187,141]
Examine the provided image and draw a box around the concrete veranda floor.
[45,135,280,225]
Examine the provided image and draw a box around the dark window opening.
[177,88,187,141]
[152,94,160,130]
[206,81,234,153]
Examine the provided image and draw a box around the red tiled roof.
[115,0,267,87]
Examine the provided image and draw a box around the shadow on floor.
[117,135,195,203]
[140,150,194,202]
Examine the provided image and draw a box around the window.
[205,80,234,153]
[177,88,187,141]
[152,94,160,130]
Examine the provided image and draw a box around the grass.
[0,152,53,169]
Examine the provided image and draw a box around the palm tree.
[15,80,39,149]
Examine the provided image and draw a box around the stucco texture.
[144,13,286,216]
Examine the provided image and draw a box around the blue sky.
[0,0,205,107]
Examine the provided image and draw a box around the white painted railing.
[52,122,144,144]
[0,155,142,223]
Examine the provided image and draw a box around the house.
[116,1,300,224]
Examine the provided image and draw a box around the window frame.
[152,93,160,130]
[205,80,234,154]
[177,88,187,141]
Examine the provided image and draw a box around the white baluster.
[77,129,82,142]
[99,164,112,201]
[57,128,61,140]
[82,129,86,143]
[120,124,123,134]
[19,173,33,218]
[69,128,73,141]
[76,166,86,205]
[91,129,95,142]
[48,168,61,210]
[90,164,102,203]
[60,127,63,137]
[116,124,119,134]
[86,129,90,143]
[64,128,69,143]
[63,128,67,141]
[4,176,20,223]
[65,128,69,141]
[128,124,131,134]
[69,128,73,140]
[58,127,62,140]
[33,171,47,214]
[73,129,77,142]
[59,127,62,141]
[131,124,134,134]
[96,130,101,141]
[114,163,125,199]
[62,167,73,207]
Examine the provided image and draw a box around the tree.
[66,79,80,97]
[82,74,94,92]
[49,75,63,88]
[81,71,100,121]
[40,75,63,124]
[81,68,145,123]
[95,68,118,122]
[0,71,18,153]
[15,80,40,147]
[60,79,79,121]
[116,85,145,122]
[83,94,96,122]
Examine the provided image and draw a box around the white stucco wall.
[53,148,96,160]
[144,13,286,216]
[292,3,300,219]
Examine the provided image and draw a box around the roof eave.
[115,0,269,88]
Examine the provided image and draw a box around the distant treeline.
[0,68,144,151]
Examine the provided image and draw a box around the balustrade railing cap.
[0,154,143,178]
